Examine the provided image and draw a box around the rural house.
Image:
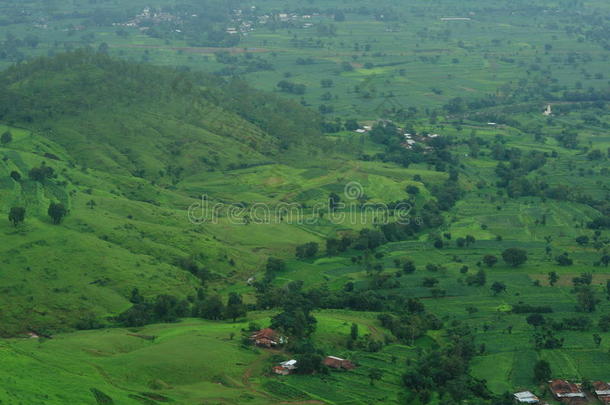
[273,359,297,375]
[250,328,285,348]
[594,381,610,404]
[323,356,355,370]
[548,380,586,405]
[513,391,539,404]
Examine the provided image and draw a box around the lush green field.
[0,0,609,404]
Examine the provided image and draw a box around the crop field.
[0,0,609,404]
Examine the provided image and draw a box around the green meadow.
[0,0,609,404]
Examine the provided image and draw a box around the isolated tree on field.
[87,199,96,210]
[350,323,359,340]
[402,259,416,274]
[9,171,21,182]
[548,271,559,286]
[406,185,419,196]
[328,192,341,211]
[368,367,383,386]
[502,248,528,267]
[8,207,25,227]
[533,360,551,383]
[1,130,12,144]
[491,281,506,296]
[48,202,67,224]
[555,252,573,266]
[483,254,498,267]
[593,333,602,347]
[575,235,589,246]
[526,314,545,327]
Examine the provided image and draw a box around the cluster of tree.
[269,281,317,339]
[28,164,55,182]
[117,288,246,327]
[378,300,442,345]
[402,323,493,403]
[0,51,322,155]
[295,242,319,259]
[276,80,307,95]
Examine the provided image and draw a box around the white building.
[513,391,539,404]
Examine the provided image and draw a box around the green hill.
[0,51,323,336]
[0,52,427,337]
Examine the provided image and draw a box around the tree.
[575,235,589,246]
[491,281,506,296]
[294,353,324,374]
[548,271,559,286]
[402,259,416,274]
[328,192,341,211]
[555,253,573,266]
[368,367,383,386]
[483,255,498,267]
[350,323,359,340]
[265,257,286,281]
[8,207,25,227]
[1,130,12,144]
[29,165,54,182]
[198,295,225,320]
[502,248,528,267]
[593,333,602,347]
[48,202,67,224]
[533,360,551,383]
[576,286,597,313]
[406,185,420,196]
[225,292,246,322]
[526,314,546,327]
[296,242,319,259]
[9,171,21,182]
[87,199,97,210]
[466,269,486,286]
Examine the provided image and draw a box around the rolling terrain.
[0,1,608,404]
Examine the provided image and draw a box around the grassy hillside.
[0,52,439,337]
[0,2,608,403]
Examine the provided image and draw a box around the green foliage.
[1,130,12,144]
[8,206,25,226]
[501,248,528,267]
[533,360,551,384]
[47,202,67,224]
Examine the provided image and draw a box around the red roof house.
[548,380,587,405]
[594,381,610,404]
[323,356,355,370]
[250,328,285,348]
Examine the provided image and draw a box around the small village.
[250,328,356,376]
[514,380,610,405]
[353,122,440,150]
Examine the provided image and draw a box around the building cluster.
[354,125,372,134]
[272,356,356,376]
[514,380,610,405]
[402,132,440,150]
[113,7,179,30]
[251,329,356,376]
